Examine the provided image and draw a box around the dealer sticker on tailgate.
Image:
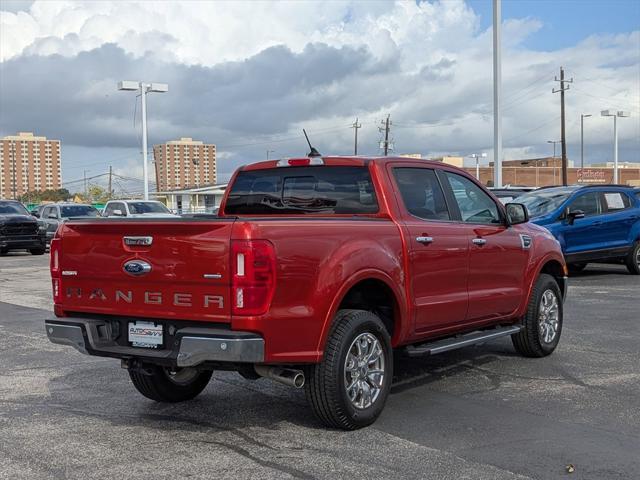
[128,321,163,348]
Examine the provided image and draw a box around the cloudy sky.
[1,0,639,192]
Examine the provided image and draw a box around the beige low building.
[0,132,61,198]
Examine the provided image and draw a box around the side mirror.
[31,211,39,218]
[112,209,124,217]
[567,210,585,225]
[505,203,529,225]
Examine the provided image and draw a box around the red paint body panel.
[53,156,566,364]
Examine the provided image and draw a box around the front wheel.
[30,247,46,255]
[625,241,640,275]
[512,273,563,357]
[305,309,393,430]
[129,365,212,402]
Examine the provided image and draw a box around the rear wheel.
[0,248,8,256]
[512,273,563,357]
[129,365,212,402]
[30,247,46,255]
[304,309,392,430]
[625,241,640,275]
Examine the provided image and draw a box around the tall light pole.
[601,110,631,184]
[580,114,592,172]
[492,0,503,188]
[547,140,560,185]
[118,81,169,200]
[469,153,488,181]
[266,149,275,160]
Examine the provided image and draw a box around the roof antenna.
[303,129,321,157]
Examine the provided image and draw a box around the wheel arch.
[316,270,409,355]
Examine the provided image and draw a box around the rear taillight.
[50,239,62,303]
[231,240,276,316]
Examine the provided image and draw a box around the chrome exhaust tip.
[254,365,305,389]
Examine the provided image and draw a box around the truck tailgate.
[55,219,233,322]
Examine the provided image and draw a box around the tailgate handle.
[124,236,153,246]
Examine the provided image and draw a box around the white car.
[102,200,177,218]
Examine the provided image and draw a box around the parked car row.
[1,199,178,255]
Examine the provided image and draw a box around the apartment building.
[153,137,216,191]
[0,132,61,198]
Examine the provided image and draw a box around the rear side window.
[603,192,630,212]
[225,166,378,214]
[393,168,450,220]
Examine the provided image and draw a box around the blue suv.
[517,185,640,274]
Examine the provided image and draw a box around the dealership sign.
[577,169,608,183]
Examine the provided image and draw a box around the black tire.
[129,365,212,402]
[30,247,46,255]
[0,248,8,256]
[625,241,640,275]
[567,262,586,274]
[304,309,393,430]
[512,273,563,358]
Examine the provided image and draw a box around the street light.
[469,153,487,180]
[266,149,275,160]
[601,110,631,184]
[547,140,561,185]
[118,81,169,200]
[580,114,592,172]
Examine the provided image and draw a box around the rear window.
[60,206,99,217]
[224,166,378,215]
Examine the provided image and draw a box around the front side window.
[568,192,601,216]
[225,166,378,215]
[444,172,501,224]
[393,168,450,220]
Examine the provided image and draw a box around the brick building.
[153,137,216,191]
[0,132,61,199]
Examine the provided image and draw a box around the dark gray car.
[41,203,100,243]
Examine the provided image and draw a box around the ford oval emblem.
[123,260,152,276]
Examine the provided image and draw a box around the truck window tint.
[569,192,601,216]
[444,172,501,224]
[225,166,378,214]
[393,168,450,220]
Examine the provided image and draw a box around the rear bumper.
[45,317,264,367]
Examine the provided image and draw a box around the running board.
[404,325,523,357]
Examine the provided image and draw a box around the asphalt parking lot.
[1,252,639,480]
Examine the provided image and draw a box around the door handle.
[416,236,434,244]
[472,238,487,246]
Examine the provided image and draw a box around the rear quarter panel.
[230,218,408,363]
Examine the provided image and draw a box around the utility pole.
[379,114,392,156]
[492,0,503,188]
[580,113,592,174]
[351,117,362,155]
[84,170,88,198]
[108,165,113,198]
[553,66,573,186]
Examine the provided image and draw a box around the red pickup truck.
[46,156,568,429]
